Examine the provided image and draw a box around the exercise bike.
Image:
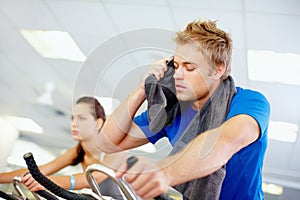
[1,152,179,200]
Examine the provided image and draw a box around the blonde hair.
[174,19,232,79]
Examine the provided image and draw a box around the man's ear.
[96,118,104,131]
[212,64,226,80]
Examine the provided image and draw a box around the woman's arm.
[0,168,29,183]
[37,146,77,175]
[0,145,77,184]
[24,156,135,192]
[21,148,127,191]
[22,172,103,191]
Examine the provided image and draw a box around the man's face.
[173,43,215,102]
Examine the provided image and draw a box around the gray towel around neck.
[170,76,236,200]
[145,61,237,200]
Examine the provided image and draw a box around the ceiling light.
[5,116,44,134]
[262,182,283,195]
[247,50,300,85]
[37,81,55,105]
[20,29,86,62]
[268,120,298,143]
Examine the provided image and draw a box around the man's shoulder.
[230,86,271,115]
[228,86,271,133]
[234,86,268,102]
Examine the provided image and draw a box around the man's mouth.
[175,84,186,91]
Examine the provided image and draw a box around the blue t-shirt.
[134,87,271,200]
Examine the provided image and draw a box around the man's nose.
[173,66,184,79]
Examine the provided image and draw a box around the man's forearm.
[160,126,232,186]
[160,115,259,186]
[113,86,146,133]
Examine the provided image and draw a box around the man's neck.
[191,79,222,111]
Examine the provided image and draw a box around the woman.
[0,96,124,199]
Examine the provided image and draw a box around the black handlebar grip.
[23,152,95,200]
[35,190,60,200]
[126,156,174,200]
[0,190,15,200]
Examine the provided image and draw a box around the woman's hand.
[21,172,45,192]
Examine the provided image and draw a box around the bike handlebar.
[35,190,60,200]
[126,157,174,200]
[23,152,97,200]
[0,190,15,200]
[13,175,59,200]
[86,156,174,200]
[23,152,175,200]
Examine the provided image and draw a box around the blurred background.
[0,0,299,199]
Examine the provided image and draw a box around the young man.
[97,19,270,200]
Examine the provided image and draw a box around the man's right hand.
[115,156,171,199]
[139,57,172,89]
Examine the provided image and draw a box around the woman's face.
[70,103,100,142]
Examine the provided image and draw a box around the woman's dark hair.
[71,96,106,165]
[76,96,106,121]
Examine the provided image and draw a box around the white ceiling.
[0,0,300,197]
